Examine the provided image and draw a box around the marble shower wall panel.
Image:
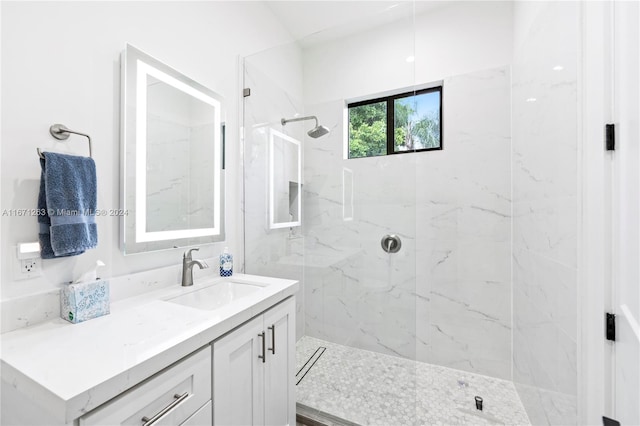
[302,100,418,359]
[416,66,512,380]
[304,66,512,374]
[512,56,578,269]
[514,383,577,426]
[243,47,306,339]
[512,2,579,424]
[512,250,578,424]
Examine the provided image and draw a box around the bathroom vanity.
[0,274,298,426]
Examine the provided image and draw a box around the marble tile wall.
[512,2,580,424]
[302,109,418,357]
[417,67,512,380]
[302,66,512,379]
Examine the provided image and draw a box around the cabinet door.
[263,298,295,426]
[213,315,265,426]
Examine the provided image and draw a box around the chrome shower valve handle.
[381,234,401,253]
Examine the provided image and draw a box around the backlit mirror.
[269,129,301,229]
[121,44,225,254]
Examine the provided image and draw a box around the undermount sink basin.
[166,281,263,311]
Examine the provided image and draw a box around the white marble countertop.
[0,273,298,423]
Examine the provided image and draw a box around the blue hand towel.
[38,152,98,258]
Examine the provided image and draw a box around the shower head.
[281,115,330,139]
[307,124,330,138]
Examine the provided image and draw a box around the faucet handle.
[184,248,200,260]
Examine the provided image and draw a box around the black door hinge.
[603,415,620,426]
[606,123,615,150]
[606,312,616,341]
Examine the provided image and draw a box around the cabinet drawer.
[181,400,212,425]
[81,346,211,425]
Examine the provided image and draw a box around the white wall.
[303,1,513,104]
[0,2,292,300]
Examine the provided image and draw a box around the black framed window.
[348,86,442,159]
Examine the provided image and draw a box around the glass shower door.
[242,5,420,423]
[299,128,420,424]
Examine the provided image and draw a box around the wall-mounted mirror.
[121,44,225,254]
[269,129,301,229]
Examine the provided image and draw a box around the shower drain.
[296,346,326,385]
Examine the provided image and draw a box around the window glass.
[348,101,387,159]
[394,90,441,152]
[347,86,442,159]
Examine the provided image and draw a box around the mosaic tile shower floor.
[296,336,531,426]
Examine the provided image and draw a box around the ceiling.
[264,1,447,46]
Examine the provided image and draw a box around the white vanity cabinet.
[0,275,299,426]
[213,297,295,426]
[80,345,212,426]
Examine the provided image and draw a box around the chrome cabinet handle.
[258,332,266,363]
[268,325,275,355]
[141,392,189,425]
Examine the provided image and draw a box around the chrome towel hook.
[37,124,93,159]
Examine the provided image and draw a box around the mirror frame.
[121,44,225,254]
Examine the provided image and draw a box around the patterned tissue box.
[60,280,110,324]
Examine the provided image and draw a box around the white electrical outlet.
[22,259,39,273]
[13,246,42,280]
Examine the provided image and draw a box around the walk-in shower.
[243,2,581,425]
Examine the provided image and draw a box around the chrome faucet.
[181,248,208,287]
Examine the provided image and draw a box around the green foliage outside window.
[348,102,387,158]
[348,88,441,158]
